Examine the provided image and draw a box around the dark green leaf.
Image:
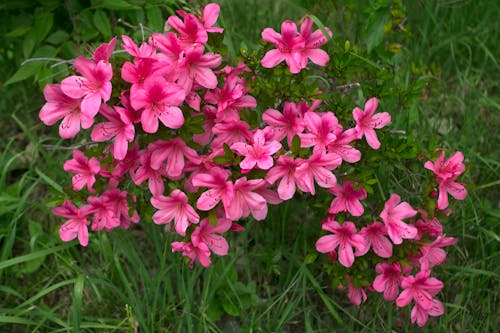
[146,6,164,32]
[33,10,54,43]
[93,10,112,39]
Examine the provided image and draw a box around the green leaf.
[73,275,85,333]
[208,211,218,227]
[22,34,36,58]
[291,135,301,153]
[364,11,391,53]
[146,6,164,32]
[46,30,70,45]
[4,62,42,85]
[93,9,112,39]
[33,10,54,43]
[95,0,140,10]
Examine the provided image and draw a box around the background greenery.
[0,0,498,332]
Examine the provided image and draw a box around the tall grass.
[0,0,498,332]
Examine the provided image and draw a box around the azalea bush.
[38,2,468,327]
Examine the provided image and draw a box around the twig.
[42,143,98,151]
[335,82,361,92]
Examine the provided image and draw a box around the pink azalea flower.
[172,241,211,268]
[396,270,443,311]
[103,189,139,230]
[39,84,87,139]
[418,235,457,270]
[122,57,167,94]
[352,97,391,149]
[261,20,305,73]
[90,105,135,160]
[204,75,256,122]
[328,180,367,216]
[63,150,100,192]
[226,177,268,221]
[211,119,253,150]
[131,76,186,133]
[380,193,418,245]
[295,150,341,195]
[372,262,403,301]
[357,222,393,258]
[193,105,217,145]
[61,57,113,121]
[297,17,332,68]
[52,200,92,246]
[265,155,301,200]
[192,168,234,215]
[121,35,156,59]
[327,127,361,163]
[191,217,232,256]
[231,130,282,171]
[299,111,340,152]
[167,11,208,48]
[177,45,222,92]
[151,189,199,236]
[424,151,465,180]
[93,37,117,63]
[415,210,443,239]
[149,32,184,73]
[87,194,120,231]
[200,3,224,33]
[262,102,305,146]
[148,138,201,179]
[130,150,166,196]
[315,220,366,267]
[424,151,467,210]
[411,299,444,327]
[346,278,367,306]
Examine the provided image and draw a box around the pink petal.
[159,106,184,129]
[261,49,286,68]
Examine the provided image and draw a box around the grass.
[1,0,498,332]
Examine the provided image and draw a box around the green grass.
[1,0,499,332]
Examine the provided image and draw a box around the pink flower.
[261,20,305,73]
[352,97,391,149]
[191,217,232,256]
[327,127,361,163]
[192,168,234,215]
[418,235,457,270]
[297,17,332,68]
[121,35,156,59]
[200,3,224,33]
[357,222,393,258]
[87,194,120,231]
[151,189,199,236]
[295,150,341,195]
[90,105,135,160]
[231,130,282,170]
[411,299,444,327]
[177,46,222,92]
[148,138,201,179]
[265,155,301,200]
[212,119,252,150]
[372,262,403,301]
[346,278,367,306]
[131,76,186,133]
[424,151,467,210]
[61,57,113,120]
[130,150,166,196]
[396,270,443,313]
[262,102,305,146]
[39,84,87,139]
[380,194,418,244]
[172,241,211,268]
[63,150,100,192]
[103,189,139,230]
[299,111,340,152]
[415,210,443,239]
[52,200,92,246]
[204,75,256,122]
[226,177,267,221]
[167,11,207,48]
[328,180,367,216]
[315,220,366,267]
[93,37,117,63]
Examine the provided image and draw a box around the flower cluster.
[39,3,467,327]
